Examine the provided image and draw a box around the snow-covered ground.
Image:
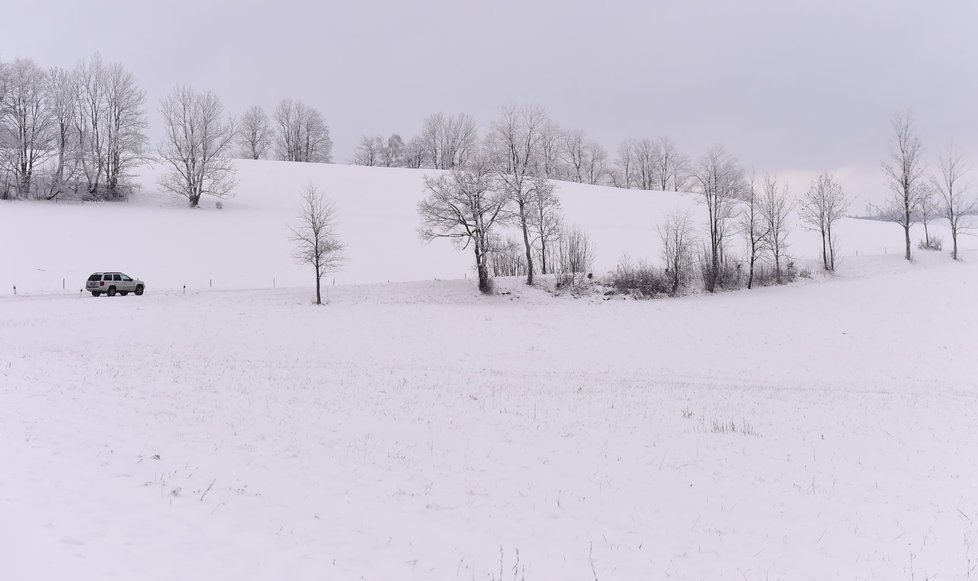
[2,244,977,580]
[0,159,951,294]
[3,162,977,579]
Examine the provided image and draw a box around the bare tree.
[291,185,345,305]
[44,66,78,199]
[930,143,975,260]
[402,136,425,168]
[613,138,637,188]
[633,138,658,190]
[383,134,404,167]
[741,174,769,289]
[237,105,271,160]
[527,177,561,274]
[0,58,53,198]
[582,140,609,185]
[563,129,586,182]
[158,86,237,208]
[694,145,744,292]
[488,104,549,285]
[73,55,147,200]
[760,174,791,283]
[881,111,927,261]
[351,135,384,166]
[555,225,594,287]
[418,162,508,294]
[655,137,682,191]
[917,185,938,249]
[659,210,697,295]
[535,119,564,179]
[275,98,332,163]
[420,112,478,169]
[672,152,693,192]
[801,172,849,271]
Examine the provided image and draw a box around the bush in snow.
[918,236,943,251]
[609,258,671,298]
[554,224,593,288]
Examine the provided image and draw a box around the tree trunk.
[951,225,958,260]
[474,239,492,294]
[820,226,829,270]
[923,220,930,247]
[315,265,322,305]
[827,223,835,271]
[903,223,912,261]
[518,201,534,286]
[540,238,547,275]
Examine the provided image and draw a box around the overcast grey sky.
[7,0,978,204]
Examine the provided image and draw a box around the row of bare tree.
[352,109,694,191]
[0,55,147,201]
[879,112,975,261]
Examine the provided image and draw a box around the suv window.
[88,274,102,282]
[113,274,122,282]
[121,275,133,282]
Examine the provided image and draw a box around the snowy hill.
[1,160,966,294]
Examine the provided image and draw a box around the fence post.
[183,285,186,294]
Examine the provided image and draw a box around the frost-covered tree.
[930,143,975,260]
[402,136,425,169]
[275,99,332,163]
[487,104,549,285]
[694,145,744,292]
[351,135,384,166]
[655,137,683,191]
[0,58,53,198]
[527,177,561,275]
[420,112,478,169]
[659,210,697,295]
[44,66,78,199]
[801,172,849,271]
[158,86,237,208]
[73,54,147,200]
[383,134,404,167]
[881,111,926,261]
[291,185,345,305]
[237,105,271,160]
[741,174,769,289]
[613,139,637,189]
[582,140,609,185]
[760,174,791,283]
[418,162,508,294]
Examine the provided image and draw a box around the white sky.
[6,0,978,206]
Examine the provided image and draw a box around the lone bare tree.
[881,111,927,261]
[418,162,508,294]
[158,86,237,208]
[292,185,345,305]
[930,143,975,260]
[801,172,849,271]
[659,210,697,295]
[760,174,791,283]
[694,145,744,292]
[275,99,332,163]
[237,105,271,160]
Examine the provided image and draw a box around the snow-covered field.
[3,243,978,579]
[3,162,978,580]
[0,159,934,295]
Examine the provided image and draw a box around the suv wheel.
[134,285,144,296]
[91,291,100,297]
[120,291,129,296]
[107,286,117,297]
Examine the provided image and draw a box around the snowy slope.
[1,253,977,580]
[2,160,970,294]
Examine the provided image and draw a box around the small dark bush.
[918,237,943,251]
[610,260,672,298]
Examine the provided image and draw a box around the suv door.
[119,274,135,292]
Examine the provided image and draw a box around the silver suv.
[86,272,145,297]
